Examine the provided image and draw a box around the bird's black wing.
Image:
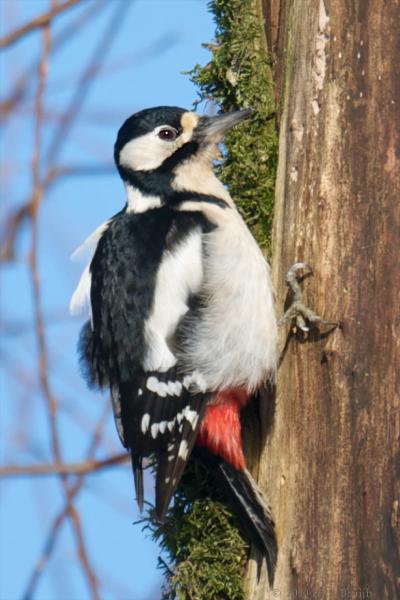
[78,207,212,519]
[117,369,210,520]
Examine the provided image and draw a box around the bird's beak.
[196,109,252,142]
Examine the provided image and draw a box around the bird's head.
[114,106,251,181]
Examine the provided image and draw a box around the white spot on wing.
[151,423,159,438]
[158,382,168,398]
[141,414,150,434]
[146,376,159,392]
[146,376,167,397]
[183,407,199,430]
[158,421,167,434]
[157,383,167,397]
[166,380,182,396]
[173,381,183,396]
[182,375,193,390]
[178,440,189,461]
[181,371,207,393]
[192,370,207,393]
[165,381,174,395]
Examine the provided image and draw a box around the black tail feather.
[218,462,277,585]
[154,395,209,522]
[194,449,277,586]
[131,453,144,512]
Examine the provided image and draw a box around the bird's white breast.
[178,204,278,392]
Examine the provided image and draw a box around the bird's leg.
[278,262,337,333]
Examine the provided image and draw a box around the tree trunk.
[246,1,400,598]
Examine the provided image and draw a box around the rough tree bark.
[245,1,400,598]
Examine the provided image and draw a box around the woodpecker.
[71,106,278,582]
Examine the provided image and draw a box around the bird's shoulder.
[94,204,214,257]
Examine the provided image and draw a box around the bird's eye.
[158,127,177,141]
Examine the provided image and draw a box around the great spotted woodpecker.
[71,106,278,581]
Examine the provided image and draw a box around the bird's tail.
[130,452,144,512]
[218,461,277,585]
[194,449,277,586]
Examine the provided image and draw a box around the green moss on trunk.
[148,462,248,600]
[146,2,277,598]
[190,0,277,251]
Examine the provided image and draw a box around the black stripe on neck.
[118,139,229,210]
[118,141,200,199]
[169,192,229,209]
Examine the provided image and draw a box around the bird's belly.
[179,212,278,392]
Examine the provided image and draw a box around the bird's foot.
[278,262,337,333]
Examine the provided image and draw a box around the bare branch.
[2,2,148,597]
[0,453,129,477]
[0,0,106,120]
[68,506,100,600]
[0,204,31,262]
[22,404,110,600]
[25,13,100,600]
[0,163,112,263]
[0,0,84,50]
[29,9,62,466]
[46,0,131,167]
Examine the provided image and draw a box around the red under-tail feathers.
[195,388,277,585]
[196,388,249,470]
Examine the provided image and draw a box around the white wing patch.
[146,376,183,398]
[70,263,92,317]
[143,405,200,443]
[143,229,203,372]
[69,220,110,318]
[70,220,110,262]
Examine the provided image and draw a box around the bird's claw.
[278,262,337,333]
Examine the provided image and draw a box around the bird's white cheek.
[119,133,176,171]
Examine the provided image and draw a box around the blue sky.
[0,1,215,598]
